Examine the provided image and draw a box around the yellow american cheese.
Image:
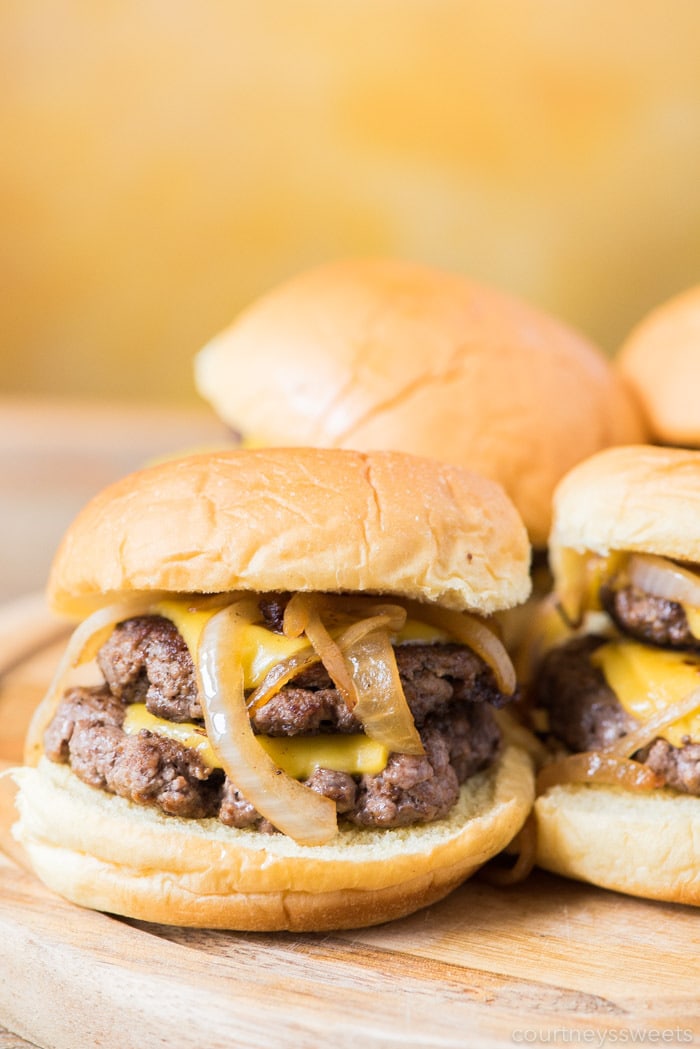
[136,595,442,778]
[592,640,700,747]
[154,596,447,689]
[684,605,700,640]
[154,598,308,689]
[122,703,389,778]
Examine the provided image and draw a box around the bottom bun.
[534,784,700,906]
[13,745,533,931]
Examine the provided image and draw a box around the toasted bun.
[617,285,700,445]
[534,784,700,906]
[47,446,531,619]
[13,746,533,930]
[548,445,700,584]
[195,259,646,547]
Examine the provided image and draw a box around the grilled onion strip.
[344,627,424,755]
[538,687,700,794]
[281,593,422,754]
[282,593,357,705]
[25,594,159,766]
[627,553,700,608]
[536,751,662,795]
[197,598,337,845]
[602,687,700,759]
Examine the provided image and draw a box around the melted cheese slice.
[123,704,389,778]
[154,596,447,690]
[140,596,444,777]
[592,640,700,746]
[154,598,309,689]
[684,605,700,640]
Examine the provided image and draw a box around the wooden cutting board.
[1,597,699,1049]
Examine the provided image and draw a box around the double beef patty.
[44,612,506,831]
[535,584,700,795]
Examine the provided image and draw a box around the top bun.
[47,446,531,619]
[617,284,700,446]
[549,445,700,584]
[195,258,646,547]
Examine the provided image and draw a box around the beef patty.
[44,612,506,830]
[535,634,700,795]
[601,584,700,650]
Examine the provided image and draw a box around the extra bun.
[534,784,700,906]
[548,444,700,582]
[195,259,646,547]
[14,747,534,931]
[617,285,700,446]
[47,446,531,618]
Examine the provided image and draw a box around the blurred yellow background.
[2,1,700,405]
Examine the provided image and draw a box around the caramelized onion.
[336,611,406,651]
[246,644,320,713]
[282,593,357,705]
[281,594,422,754]
[602,687,700,759]
[481,812,537,887]
[403,600,516,696]
[197,599,337,845]
[344,627,424,755]
[25,595,158,766]
[536,751,663,794]
[627,553,700,608]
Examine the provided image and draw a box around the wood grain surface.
[0,601,699,1049]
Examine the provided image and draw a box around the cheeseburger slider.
[617,284,700,447]
[14,447,535,930]
[195,258,646,550]
[531,445,700,905]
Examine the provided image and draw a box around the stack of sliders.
[530,444,700,905]
[617,284,700,448]
[13,446,536,930]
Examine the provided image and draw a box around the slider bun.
[195,259,646,547]
[617,285,700,445]
[534,784,700,906]
[13,747,534,931]
[47,446,531,619]
[549,444,700,583]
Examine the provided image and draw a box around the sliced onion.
[283,593,358,705]
[336,612,406,652]
[402,600,516,696]
[197,599,337,845]
[343,627,424,755]
[25,594,159,766]
[481,812,537,887]
[246,644,320,713]
[282,594,422,754]
[536,751,663,795]
[627,553,700,608]
[327,599,408,634]
[602,687,700,759]
[247,611,410,714]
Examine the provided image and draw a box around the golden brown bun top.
[617,284,700,445]
[549,445,700,583]
[47,446,531,618]
[195,258,647,547]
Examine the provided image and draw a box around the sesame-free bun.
[548,444,700,584]
[534,784,700,906]
[195,259,646,547]
[535,443,700,906]
[617,285,700,446]
[47,446,531,619]
[13,746,534,931]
